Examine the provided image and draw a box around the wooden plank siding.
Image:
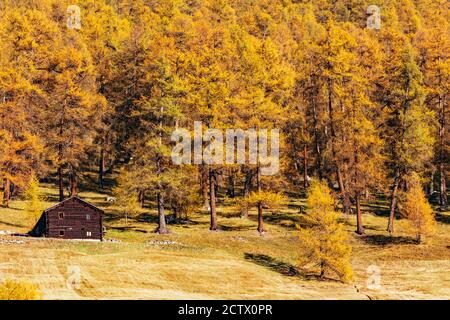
[30,197,103,241]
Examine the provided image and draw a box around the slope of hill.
[0,184,449,300]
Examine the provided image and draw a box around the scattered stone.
[106,196,117,203]
[147,240,179,246]
[105,238,121,243]
[0,238,25,245]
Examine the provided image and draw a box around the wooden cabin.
[30,197,103,241]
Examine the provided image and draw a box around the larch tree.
[402,173,437,244]
[72,0,131,189]
[179,5,236,231]
[138,56,183,234]
[287,5,327,188]
[2,5,108,201]
[0,8,47,206]
[111,5,185,234]
[239,190,286,234]
[321,20,357,214]
[230,22,294,232]
[378,29,435,233]
[337,23,385,235]
[42,36,106,200]
[298,179,353,282]
[112,167,141,224]
[415,1,449,207]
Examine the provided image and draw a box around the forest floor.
[0,178,449,300]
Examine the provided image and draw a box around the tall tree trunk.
[2,178,11,208]
[58,100,65,202]
[139,189,145,208]
[107,159,114,174]
[327,79,350,213]
[312,100,322,179]
[387,175,400,234]
[209,168,218,230]
[99,147,105,189]
[428,169,435,196]
[320,259,325,278]
[301,110,309,190]
[241,168,253,218]
[438,94,447,207]
[256,166,266,234]
[155,104,169,234]
[156,192,169,234]
[214,171,220,199]
[257,203,265,233]
[58,166,64,201]
[439,162,447,207]
[227,170,235,198]
[69,166,78,197]
[200,165,209,209]
[303,144,308,190]
[243,169,253,197]
[336,167,351,213]
[356,193,364,235]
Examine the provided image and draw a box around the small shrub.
[0,280,43,300]
[25,176,45,226]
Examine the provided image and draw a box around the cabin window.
[59,230,65,236]
[86,231,92,237]
[59,212,64,219]
[86,214,91,220]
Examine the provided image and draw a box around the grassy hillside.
[0,180,449,300]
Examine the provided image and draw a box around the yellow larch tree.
[298,180,353,282]
[402,173,436,244]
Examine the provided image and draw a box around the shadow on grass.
[361,234,417,246]
[244,253,300,276]
[0,205,22,211]
[436,213,450,225]
[42,194,61,203]
[244,253,340,282]
[287,203,306,212]
[0,219,27,228]
[250,213,307,231]
[43,169,115,199]
[108,226,148,233]
[284,190,304,199]
[370,207,390,217]
[219,224,254,231]
[103,212,124,222]
[137,213,204,226]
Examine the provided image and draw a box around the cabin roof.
[43,196,104,214]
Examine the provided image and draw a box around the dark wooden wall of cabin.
[46,198,102,240]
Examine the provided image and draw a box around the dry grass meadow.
[0,181,449,300]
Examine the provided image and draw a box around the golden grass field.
[0,183,449,300]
